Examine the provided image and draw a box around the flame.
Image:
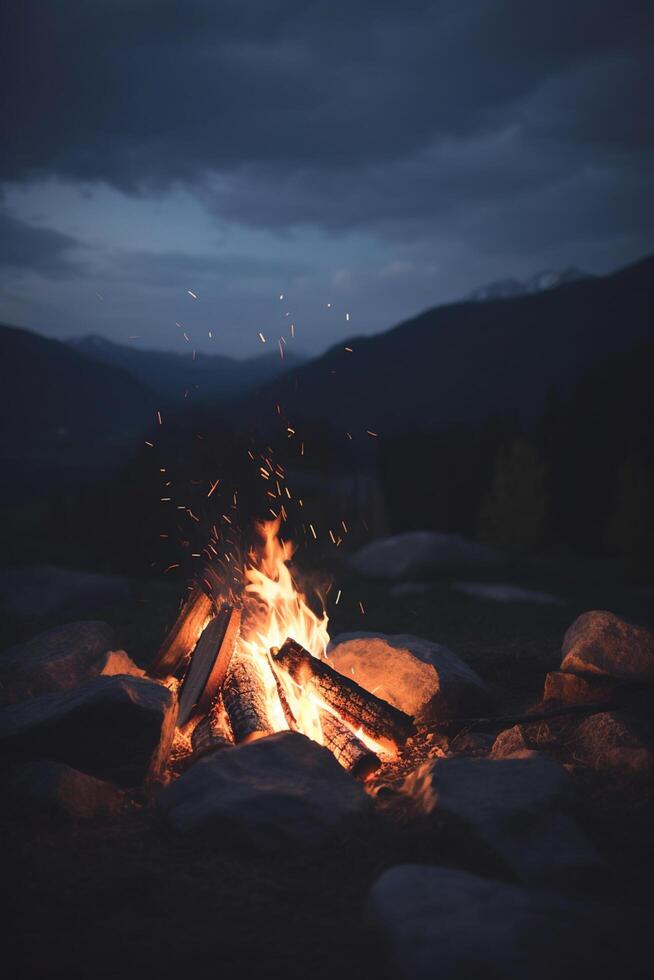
[238,517,329,744]
[229,517,390,766]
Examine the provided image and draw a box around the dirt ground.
[2,557,653,979]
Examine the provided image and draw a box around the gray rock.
[350,531,498,580]
[561,610,654,682]
[327,632,490,722]
[159,731,369,847]
[366,865,612,980]
[0,675,177,786]
[403,754,603,885]
[0,620,144,706]
[0,564,129,619]
[8,760,123,818]
[569,711,654,776]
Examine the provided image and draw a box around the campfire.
[151,519,414,780]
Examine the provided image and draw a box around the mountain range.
[239,254,653,435]
[67,335,304,401]
[1,253,652,499]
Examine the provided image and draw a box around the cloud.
[0,209,80,276]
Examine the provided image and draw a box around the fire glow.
[155,518,413,779]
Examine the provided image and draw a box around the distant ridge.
[241,254,654,434]
[68,335,305,402]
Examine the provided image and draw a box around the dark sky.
[1,1,652,358]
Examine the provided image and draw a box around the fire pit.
[151,518,415,782]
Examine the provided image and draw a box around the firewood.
[177,605,241,727]
[150,583,213,678]
[320,711,381,779]
[191,695,234,758]
[223,649,275,743]
[273,639,415,750]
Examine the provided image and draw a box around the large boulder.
[327,632,490,722]
[8,760,123,819]
[561,611,654,682]
[366,865,614,980]
[568,711,654,777]
[0,621,145,706]
[349,531,498,580]
[403,753,602,885]
[0,675,177,786]
[0,564,129,619]
[158,731,370,847]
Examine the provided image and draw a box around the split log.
[320,711,381,779]
[150,583,213,678]
[223,649,275,743]
[177,605,241,727]
[191,695,234,759]
[273,639,415,750]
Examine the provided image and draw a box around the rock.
[561,610,654,682]
[158,731,370,847]
[8,760,123,818]
[100,649,147,679]
[490,724,531,758]
[569,711,654,776]
[327,632,491,722]
[403,754,603,886]
[366,865,612,980]
[448,731,494,757]
[0,675,177,786]
[544,670,617,704]
[350,531,498,580]
[453,581,563,604]
[0,621,145,706]
[0,564,129,619]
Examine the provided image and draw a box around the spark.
[145,440,154,448]
[208,330,213,339]
[346,313,350,321]
[187,290,198,300]
[279,293,284,300]
[344,346,353,352]
[359,601,366,615]
[156,410,163,425]
[207,479,220,497]
[290,323,295,337]
[335,589,342,605]
[258,332,266,343]
[309,523,317,539]
[366,430,378,437]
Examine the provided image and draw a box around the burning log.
[191,695,234,759]
[177,605,241,727]
[273,639,415,751]
[151,583,213,678]
[223,649,275,743]
[320,711,381,779]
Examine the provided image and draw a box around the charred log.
[320,711,381,779]
[150,584,213,678]
[273,639,415,749]
[191,695,234,759]
[223,650,275,743]
[177,605,241,727]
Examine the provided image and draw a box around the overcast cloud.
[1,0,652,356]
